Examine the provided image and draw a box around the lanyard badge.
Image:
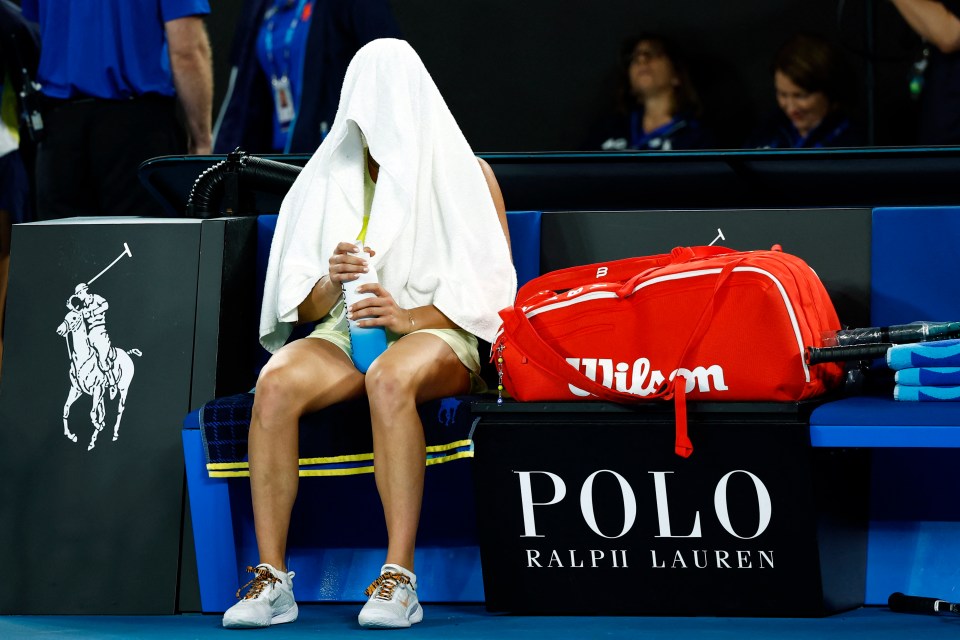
[265,0,311,127]
[272,75,296,125]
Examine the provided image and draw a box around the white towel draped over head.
[259,38,517,352]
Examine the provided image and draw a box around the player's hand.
[328,242,375,286]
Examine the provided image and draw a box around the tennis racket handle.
[805,343,893,364]
[888,592,949,614]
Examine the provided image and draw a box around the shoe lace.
[236,565,281,600]
[364,571,411,601]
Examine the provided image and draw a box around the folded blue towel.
[886,339,960,370]
[895,367,960,386]
[894,384,960,401]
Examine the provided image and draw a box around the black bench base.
[470,401,869,617]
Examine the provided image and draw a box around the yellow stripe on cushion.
[426,439,473,453]
[207,448,474,478]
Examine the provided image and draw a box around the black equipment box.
[470,400,868,617]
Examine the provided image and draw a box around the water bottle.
[341,241,388,373]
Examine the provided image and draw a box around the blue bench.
[183,210,541,613]
[184,204,960,612]
[810,206,960,604]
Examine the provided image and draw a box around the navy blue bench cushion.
[191,393,479,477]
[810,396,960,447]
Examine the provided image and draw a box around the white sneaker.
[222,563,298,629]
[358,564,423,629]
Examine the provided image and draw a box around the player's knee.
[365,358,415,408]
[253,363,303,418]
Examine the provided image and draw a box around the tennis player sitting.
[221,38,516,630]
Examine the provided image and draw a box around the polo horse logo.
[55,243,142,451]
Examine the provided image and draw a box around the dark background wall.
[207,0,922,152]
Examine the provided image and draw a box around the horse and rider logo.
[55,243,142,451]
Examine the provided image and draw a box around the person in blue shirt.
[213,0,402,155]
[889,0,960,144]
[0,0,39,378]
[746,33,863,149]
[585,33,714,151]
[20,0,213,220]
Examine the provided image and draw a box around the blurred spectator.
[21,0,213,220]
[213,0,402,155]
[746,33,863,149]
[889,0,960,144]
[585,33,713,151]
[0,0,40,377]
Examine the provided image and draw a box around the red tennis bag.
[493,245,845,458]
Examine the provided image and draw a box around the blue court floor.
[3,604,960,639]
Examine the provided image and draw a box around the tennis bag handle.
[500,255,746,457]
[516,245,735,302]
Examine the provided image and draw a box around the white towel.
[259,39,516,352]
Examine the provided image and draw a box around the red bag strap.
[657,257,746,456]
[500,304,664,403]
[515,245,734,302]
[501,253,747,458]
